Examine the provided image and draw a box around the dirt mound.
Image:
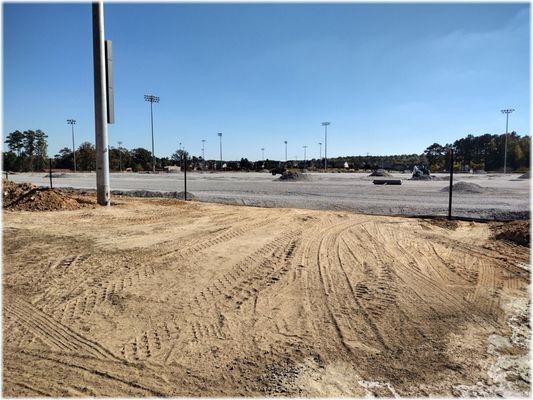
[3,180,88,211]
[440,181,486,194]
[518,172,530,179]
[277,171,311,181]
[491,220,530,246]
[425,217,459,230]
[368,169,392,177]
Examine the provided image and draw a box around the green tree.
[4,130,24,156]
[34,129,48,171]
[131,148,153,171]
[77,142,96,171]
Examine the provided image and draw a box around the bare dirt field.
[2,193,530,396]
[7,171,530,220]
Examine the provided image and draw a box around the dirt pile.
[3,180,88,211]
[518,172,529,179]
[491,220,530,246]
[278,171,311,181]
[368,169,392,177]
[440,181,487,194]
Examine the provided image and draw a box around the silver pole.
[71,124,76,172]
[322,122,330,172]
[92,2,110,206]
[218,132,222,165]
[501,108,514,174]
[150,101,155,173]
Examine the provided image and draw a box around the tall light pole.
[284,140,288,162]
[144,94,159,173]
[318,142,322,161]
[67,119,77,172]
[322,122,330,172]
[501,108,515,174]
[218,132,223,168]
[261,147,265,161]
[201,139,206,171]
[303,145,307,168]
[117,141,123,172]
[92,2,110,206]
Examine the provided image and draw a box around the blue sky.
[3,2,530,161]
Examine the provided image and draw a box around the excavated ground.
[2,196,530,396]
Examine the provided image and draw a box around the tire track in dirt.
[119,228,302,363]
[47,218,283,325]
[4,296,118,360]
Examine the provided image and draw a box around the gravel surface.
[6,171,530,220]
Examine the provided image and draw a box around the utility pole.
[201,139,206,171]
[92,2,110,206]
[501,108,515,174]
[261,147,265,161]
[144,94,160,173]
[118,140,123,172]
[67,119,77,172]
[303,145,307,168]
[284,140,288,163]
[322,122,330,172]
[448,148,454,220]
[318,142,322,160]
[218,132,223,169]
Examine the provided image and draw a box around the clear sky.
[3,2,530,161]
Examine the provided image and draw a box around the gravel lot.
[6,171,530,220]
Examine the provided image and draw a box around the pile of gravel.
[111,190,196,200]
[368,169,392,177]
[410,175,443,181]
[277,171,311,181]
[440,181,487,194]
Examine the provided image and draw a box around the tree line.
[3,129,530,173]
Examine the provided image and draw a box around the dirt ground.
[2,195,530,396]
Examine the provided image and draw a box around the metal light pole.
[92,2,110,206]
[318,142,322,161]
[67,119,77,172]
[218,132,223,169]
[144,94,160,173]
[201,139,206,171]
[303,145,307,168]
[284,140,288,162]
[261,147,265,161]
[118,140,123,172]
[322,122,330,172]
[501,108,515,174]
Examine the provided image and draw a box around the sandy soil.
[6,171,530,220]
[2,197,530,396]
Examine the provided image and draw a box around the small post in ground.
[448,148,454,220]
[5,171,8,181]
[49,158,53,189]
[183,155,187,201]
